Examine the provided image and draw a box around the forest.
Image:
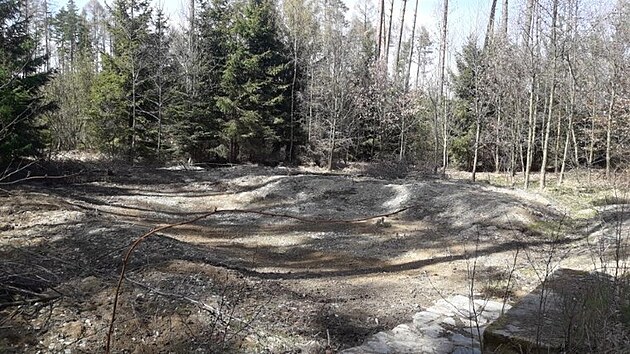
[1,1,630,352]
[0,0,628,187]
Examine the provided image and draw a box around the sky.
[66,0,506,46]
[65,0,513,78]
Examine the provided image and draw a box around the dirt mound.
[1,165,584,353]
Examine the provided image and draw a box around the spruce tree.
[216,0,292,162]
[0,0,50,164]
[145,8,174,158]
[91,0,153,158]
[170,0,232,161]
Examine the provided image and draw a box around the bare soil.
[0,162,625,353]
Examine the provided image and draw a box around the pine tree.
[0,0,50,164]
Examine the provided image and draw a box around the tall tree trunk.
[523,0,537,188]
[328,116,337,171]
[495,99,501,173]
[188,0,196,96]
[588,105,595,184]
[395,0,408,73]
[308,60,313,143]
[553,102,563,173]
[439,0,449,172]
[289,35,298,162]
[129,2,137,160]
[377,0,385,60]
[399,112,405,161]
[502,0,508,36]
[471,101,481,182]
[558,78,575,185]
[605,88,615,180]
[44,0,50,72]
[484,0,498,49]
[524,79,537,189]
[385,0,395,68]
[406,0,419,88]
[539,0,557,190]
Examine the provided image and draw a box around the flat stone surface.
[341,296,509,354]
[483,268,616,353]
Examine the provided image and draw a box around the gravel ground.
[0,163,625,353]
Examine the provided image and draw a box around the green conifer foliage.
[91,0,153,158]
[217,0,292,162]
[0,0,50,164]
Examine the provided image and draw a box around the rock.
[412,311,441,326]
[483,268,616,354]
[341,296,507,354]
[61,321,83,339]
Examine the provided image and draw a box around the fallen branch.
[0,170,84,185]
[0,294,60,310]
[213,205,412,224]
[105,205,414,353]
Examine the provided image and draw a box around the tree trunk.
[377,0,385,60]
[605,88,615,180]
[502,0,508,36]
[308,61,313,143]
[395,0,408,73]
[188,0,196,97]
[385,0,395,68]
[399,111,406,161]
[471,111,481,182]
[44,0,50,72]
[539,85,554,189]
[495,100,501,173]
[523,0,537,188]
[558,72,576,185]
[484,0,498,49]
[328,116,337,171]
[524,79,537,189]
[588,105,595,184]
[439,0,449,172]
[289,35,298,162]
[406,0,419,89]
[539,0,557,190]
[553,102,563,174]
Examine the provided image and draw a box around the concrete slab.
[483,268,617,353]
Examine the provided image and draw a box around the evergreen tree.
[145,8,174,158]
[51,0,82,72]
[170,0,232,161]
[216,0,292,162]
[0,0,50,164]
[91,0,153,158]
[450,37,491,170]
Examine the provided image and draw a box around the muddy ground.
[0,161,627,353]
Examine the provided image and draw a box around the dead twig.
[0,170,84,185]
[0,160,36,183]
[0,294,60,310]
